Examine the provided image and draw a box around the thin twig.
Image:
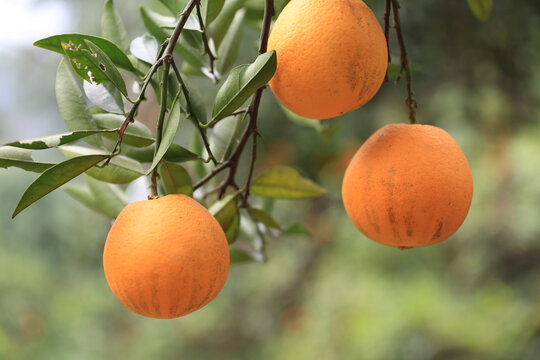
[171,62,218,165]
[193,160,232,191]
[150,60,172,197]
[196,3,218,82]
[383,0,391,82]
[164,0,201,59]
[391,0,417,124]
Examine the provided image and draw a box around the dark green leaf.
[55,59,103,148]
[60,145,144,184]
[0,146,54,173]
[35,34,136,73]
[247,208,282,230]
[159,161,193,196]
[5,130,113,150]
[93,113,154,147]
[82,40,128,96]
[84,81,125,114]
[12,154,108,218]
[212,51,276,121]
[130,34,159,63]
[215,8,245,75]
[201,0,226,24]
[251,166,326,199]
[122,143,198,163]
[102,0,130,51]
[467,0,493,21]
[225,213,240,244]
[147,98,183,174]
[209,194,238,234]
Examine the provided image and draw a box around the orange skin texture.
[342,124,474,248]
[268,0,388,120]
[103,194,230,319]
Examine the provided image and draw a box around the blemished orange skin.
[268,0,388,120]
[103,195,230,319]
[342,124,474,248]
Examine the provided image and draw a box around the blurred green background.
[1,0,540,359]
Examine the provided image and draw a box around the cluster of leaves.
[0,0,325,264]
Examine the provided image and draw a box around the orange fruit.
[342,124,473,248]
[268,0,388,120]
[103,194,229,318]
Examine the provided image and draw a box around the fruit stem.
[391,0,418,124]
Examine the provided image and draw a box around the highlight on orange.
[268,0,388,120]
[342,124,473,248]
[103,194,230,319]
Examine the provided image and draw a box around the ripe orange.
[268,0,388,120]
[342,124,473,248]
[103,194,230,318]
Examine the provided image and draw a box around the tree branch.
[196,3,218,83]
[391,0,417,124]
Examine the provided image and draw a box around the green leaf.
[102,0,130,51]
[247,208,283,230]
[147,98,183,174]
[81,39,128,96]
[467,0,493,21]
[215,8,245,75]
[93,113,155,147]
[130,34,159,64]
[212,51,277,121]
[159,161,193,196]
[140,6,206,70]
[209,0,248,48]
[209,194,238,234]
[158,0,188,15]
[55,59,103,148]
[35,34,136,73]
[5,130,113,150]
[225,213,240,244]
[251,166,326,199]
[85,175,127,218]
[229,248,254,264]
[64,175,127,218]
[60,145,144,184]
[178,74,208,124]
[122,143,198,163]
[83,81,125,114]
[64,185,101,213]
[12,155,108,218]
[283,222,311,238]
[210,113,244,162]
[0,146,54,173]
[201,0,226,24]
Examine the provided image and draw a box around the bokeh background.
[1,0,540,359]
